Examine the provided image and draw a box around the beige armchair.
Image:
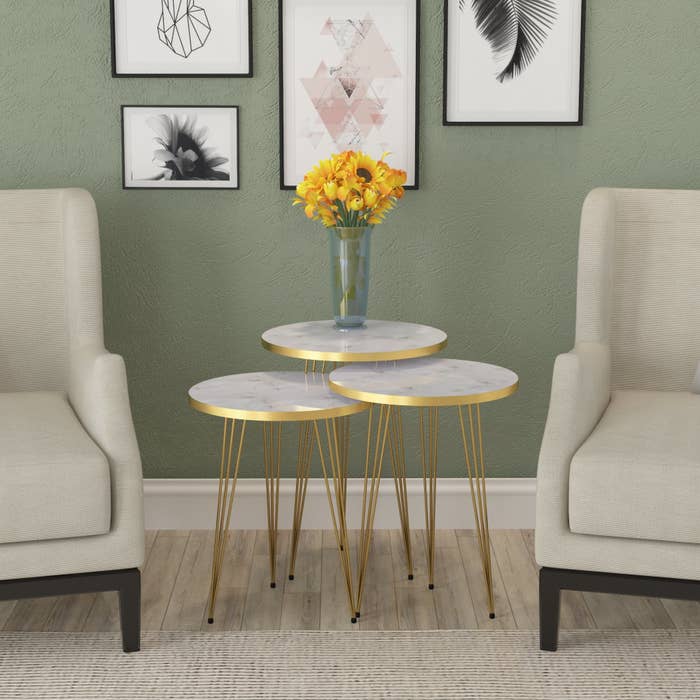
[536,188,700,650]
[0,189,144,652]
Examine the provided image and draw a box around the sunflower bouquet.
[293,151,407,228]
[293,151,407,327]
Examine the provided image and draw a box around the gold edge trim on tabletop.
[327,380,520,407]
[260,337,448,363]
[188,395,369,422]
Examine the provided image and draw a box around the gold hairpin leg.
[458,404,495,618]
[314,405,391,622]
[387,406,413,580]
[314,417,356,621]
[337,415,350,513]
[419,407,439,590]
[305,359,333,375]
[355,404,392,619]
[208,418,247,624]
[288,421,314,581]
[262,423,283,588]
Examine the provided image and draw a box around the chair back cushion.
[0,189,103,392]
[578,189,700,391]
[611,189,700,391]
[0,191,68,391]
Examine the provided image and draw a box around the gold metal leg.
[336,415,350,515]
[355,404,392,619]
[458,404,496,618]
[262,423,283,588]
[419,407,439,590]
[387,406,414,580]
[314,417,356,621]
[299,356,354,580]
[304,360,339,374]
[314,405,392,623]
[288,421,314,581]
[207,417,247,624]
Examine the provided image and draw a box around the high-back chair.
[536,187,700,651]
[0,189,144,652]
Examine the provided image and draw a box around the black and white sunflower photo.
[147,113,230,181]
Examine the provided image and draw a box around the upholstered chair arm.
[535,342,611,563]
[69,345,144,557]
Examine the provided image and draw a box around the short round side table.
[261,320,448,586]
[188,372,367,623]
[329,357,519,619]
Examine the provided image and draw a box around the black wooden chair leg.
[539,567,561,652]
[118,569,141,653]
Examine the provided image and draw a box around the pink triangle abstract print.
[300,16,402,150]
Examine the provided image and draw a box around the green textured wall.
[1,1,699,479]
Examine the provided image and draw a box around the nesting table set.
[188,321,518,624]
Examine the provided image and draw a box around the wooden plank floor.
[3,530,700,632]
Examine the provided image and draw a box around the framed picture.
[121,105,240,190]
[111,0,252,77]
[443,0,585,125]
[279,0,420,190]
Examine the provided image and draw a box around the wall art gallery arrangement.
[112,0,586,190]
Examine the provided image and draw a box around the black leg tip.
[351,617,357,624]
[288,575,294,581]
[408,574,414,581]
[489,613,495,619]
[270,582,276,589]
[207,618,214,624]
[355,612,361,618]
[428,583,434,590]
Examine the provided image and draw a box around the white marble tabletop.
[189,372,368,421]
[328,358,519,407]
[261,320,447,362]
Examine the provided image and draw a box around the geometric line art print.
[300,15,402,150]
[157,0,212,58]
[461,0,557,82]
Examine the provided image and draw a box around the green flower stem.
[337,238,360,318]
[334,199,369,228]
[331,226,372,323]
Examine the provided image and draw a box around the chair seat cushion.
[0,392,110,544]
[569,390,700,545]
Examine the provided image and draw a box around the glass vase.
[328,226,373,329]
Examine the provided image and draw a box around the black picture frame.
[121,105,241,191]
[278,0,421,191]
[110,0,253,78]
[442,0,586,126]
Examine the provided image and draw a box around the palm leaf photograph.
[445,0,584,124]
[461,0,558,82]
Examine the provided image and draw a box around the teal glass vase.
[328,226,373,328]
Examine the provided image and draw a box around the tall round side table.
[329,358,519,619]
[261,320,448,369]
[188,371,367,623]
[261,320,448,584]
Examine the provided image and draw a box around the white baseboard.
[144,478,536,531]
